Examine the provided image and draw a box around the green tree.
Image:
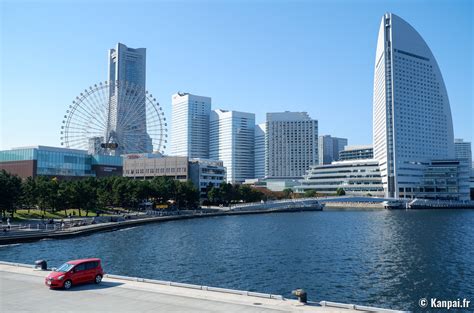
[238,185,264,203]
[219,183,235,205]
[150,176,174,205]
[21,176,38,213]
[97,177,115,209]
[34,176,61,214]
[282,188,293,199]
[336,188,346,196]
[111,177,130,208]
[304,189,317,198]
[0,170,22,218]
[179,180,199,209]
[207,187,221,204]
[82,178,98,216]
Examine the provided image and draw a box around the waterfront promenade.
[0,263,402,313]
[0,199,324,245]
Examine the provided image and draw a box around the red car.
[45,258,104,289]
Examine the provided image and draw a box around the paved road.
[0,265,359,313]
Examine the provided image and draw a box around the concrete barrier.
[0,260,34,268]
[319,301,410,313]
[170,282,204,290]
[106,270,281,300]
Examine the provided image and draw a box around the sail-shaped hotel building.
[298,13,469,200]
[373,13,469,200]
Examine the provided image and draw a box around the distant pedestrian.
[7,218,11,230]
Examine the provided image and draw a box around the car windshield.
[56,263,74,273]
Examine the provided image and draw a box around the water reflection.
[1,210,473,311]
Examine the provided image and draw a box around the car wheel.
[95,274,102,284]
[63,280,72,290]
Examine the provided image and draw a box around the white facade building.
[265,112,318,178]
[373,13,455,198]
[254,123,266,179]
[296,159,384,197]
[210,109,255,183]
[319,135,348,165]
[171,93,211,159]
[107,43,150,154]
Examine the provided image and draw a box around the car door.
[72,263,87,284]
[84,261,96,282]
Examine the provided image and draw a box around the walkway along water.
[0,261,408,313]
[0,199,324,245]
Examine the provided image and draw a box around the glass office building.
[0,146,122,179]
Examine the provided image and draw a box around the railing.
[230,198,323,211]
[1,219,94,236]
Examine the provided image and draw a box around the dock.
[0,262,407,313]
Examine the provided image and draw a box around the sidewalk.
[0,263,366,313]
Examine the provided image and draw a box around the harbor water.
[1,209,473,311]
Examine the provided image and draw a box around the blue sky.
[0,0,472,152]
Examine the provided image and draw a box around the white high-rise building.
[319,135,348,165]
[210,109,255,183]
[265,112,318,178]
[373,13,455,198]
[455,139,472,167]
[171,93,211,159]
[254,123,266,179]
[107,43,150,154]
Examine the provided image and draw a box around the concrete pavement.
[0,263,369,313]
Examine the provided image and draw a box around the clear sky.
[0,0,472,152]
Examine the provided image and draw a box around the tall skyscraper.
[254,123,266,179]
[210,109,255,183]
[455,139,472,167]
[373,13,455,198]
[318,135,348,165]
[171,92,211,158]
[106,43,150,155]
[265,112,318,178]
[108,43,146,87]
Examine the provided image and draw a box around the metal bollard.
[35,260,48,270]
[292,289,307,304]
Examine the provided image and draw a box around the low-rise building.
[189,159,226,197]
[123,154,189,180]
[400,159,470,201]
[123,154,226,198]
[0,146,122,179]
[296,159,384,197]
[339,145,374,161]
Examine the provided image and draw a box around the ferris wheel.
[61,81,167,155]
